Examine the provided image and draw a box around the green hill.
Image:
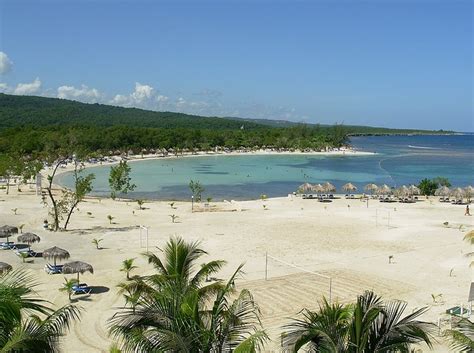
[0,93,264,130]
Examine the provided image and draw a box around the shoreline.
[53,147,376,176]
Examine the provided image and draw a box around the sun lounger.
[72,284,91,295]
[0,242,14,250]
[44,264,63,274]
[14,248,37,257]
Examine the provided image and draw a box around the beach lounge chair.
[0,242,14,250]
[14,248,37,257]
[44,264,63,274]
[72,284,92,295]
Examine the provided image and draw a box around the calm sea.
[57,134,473,200]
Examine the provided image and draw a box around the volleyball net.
[264,253,333,303]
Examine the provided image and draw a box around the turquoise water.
[57,135,473,200]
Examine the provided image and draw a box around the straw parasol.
[378,184,392,195]
[464,186,474,202]
[298,183,314,193]
[312,183,323,194]
[0,262,12,274]
[322,182,336,193]
[451,187,465,200]
[364,183,378,195]
[408,185,420,196]
[17,233,40,251]
[394,185,409,198]
[435,186,451,197]
[0,225,18,244]
[63,261,94,282]
[342,183,357,192]
[43,246,70,266]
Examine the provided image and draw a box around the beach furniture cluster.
[297,183,473,205]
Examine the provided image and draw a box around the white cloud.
[0,52,13,74]
[156,95,169,103]
[111,82,158,108]
[57,84,101,102]
[131,82,154,103]
[13,77,42,95]
[0,83,8,92]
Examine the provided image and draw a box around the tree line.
[0,124,349,156]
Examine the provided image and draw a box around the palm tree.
[284,290,435,352]
[0,269,81,351]
[109,236,267,352]
[107,215,114,224]
[59,277,79,301]
[445,317,474,352]
[120,258,137,280]
[92,238,103,250]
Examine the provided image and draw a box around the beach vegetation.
[444,317,474,351]
[63,161,95,230]
[136,199,144,210]
[0,269,80,351]
[92,238,103,249]
[109,236,267,352]
[418,177,451,196]
[109,161,136,200]
[169,214,179,223]
[284,290,435,352]
[189,179,204,201]
[107,215,114,224]
[60,277,79,301]
[120,258,137,280]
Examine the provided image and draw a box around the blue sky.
[0,0,472,131]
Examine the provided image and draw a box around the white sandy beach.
[0,184,472,352]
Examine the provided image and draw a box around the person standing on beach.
[466,205,471,216]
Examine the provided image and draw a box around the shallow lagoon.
[57,135,474,200]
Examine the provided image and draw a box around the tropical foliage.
[189,179,205,202]
[284,290,435,352]
[109,236,267,352]
[418,177,452,196]
[109,161,136,199]
[444,317,474,352]
[0,269,80,351]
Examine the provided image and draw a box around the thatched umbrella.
[435,186,451,197]
[312,183,323,195]
[322,182,336,193]
[298,183,314,193]
[451,187,465,200]
[364,183,378,195]
[43,246,70,266]
[394,185,409,198]
[0,225,18,244]
[464,186,474,203]
[63,261,94,282]
[17,233,40,251]
[378,184,392,195]
[0,262,12,274]
[342,183,357,192]
[408,185,420,196]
